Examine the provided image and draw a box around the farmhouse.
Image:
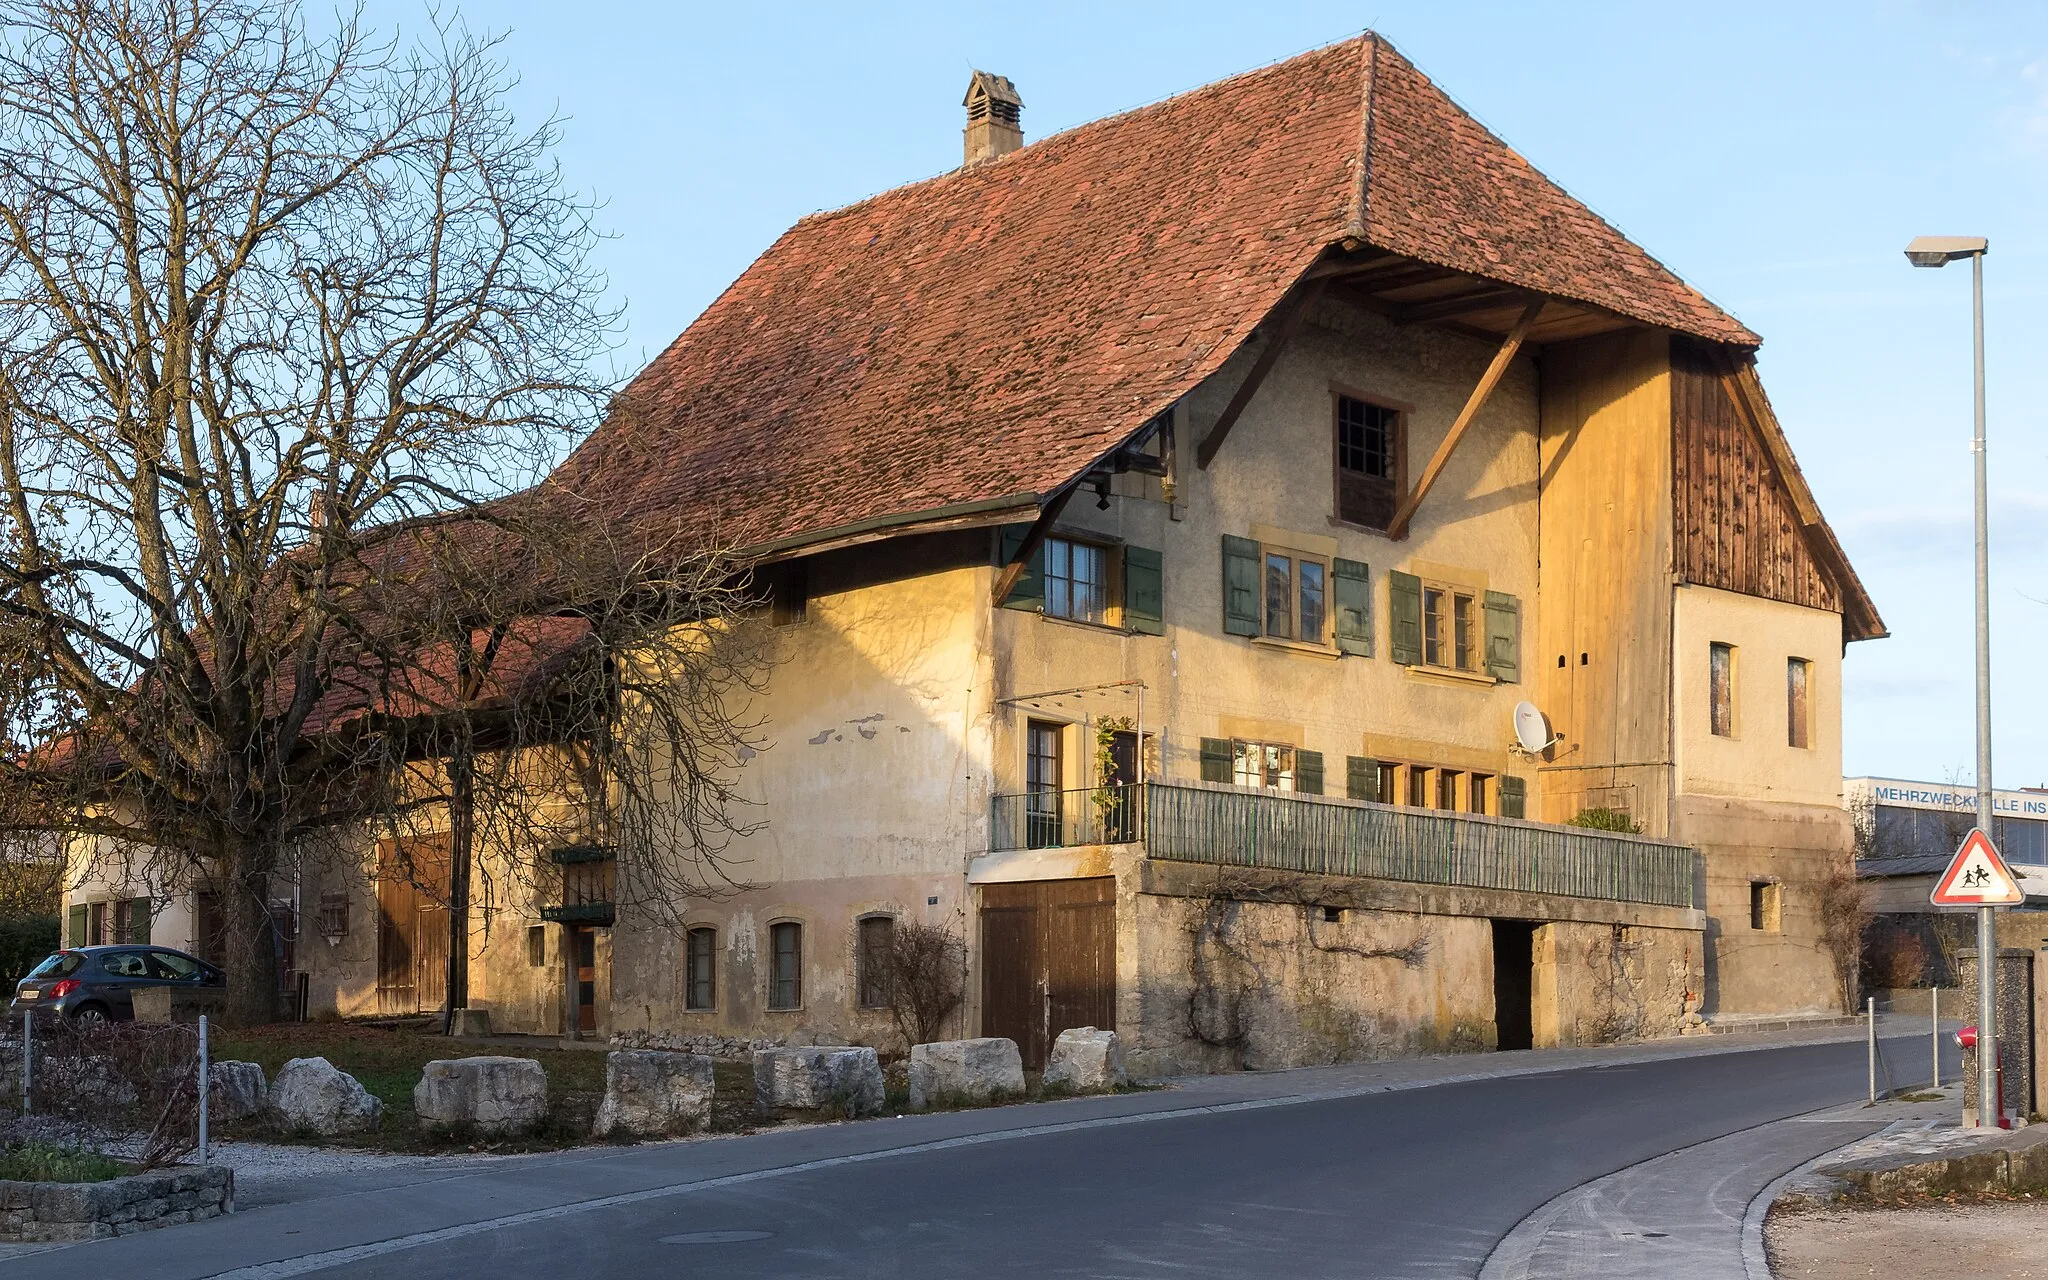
[65,35,1883,1072]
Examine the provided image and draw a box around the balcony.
[989,782,1699,910]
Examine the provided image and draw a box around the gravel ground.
[202,1137,509,1182]
[1768,1201,2048,1279]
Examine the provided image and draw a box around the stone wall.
[1122,863,1704,1078]
[0,1166,232,1242]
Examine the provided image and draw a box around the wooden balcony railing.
[989,782,1700,910]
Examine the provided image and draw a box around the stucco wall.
[994,293,1543,811]
[1678,793,1853,1017]
[1672,584,1844,807]
[604,536,995,1044]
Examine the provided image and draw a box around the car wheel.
[70,1002,110,1028]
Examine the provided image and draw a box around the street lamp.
[1905,233,1994,1125]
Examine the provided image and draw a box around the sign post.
[1931,827,2023,1126]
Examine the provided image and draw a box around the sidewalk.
[0,1015,1944,1278]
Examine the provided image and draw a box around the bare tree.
[878,920,967,1049]
[0,0,620,1022]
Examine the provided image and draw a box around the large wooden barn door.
[376,836,450,1016]
[979,877,1115,1070]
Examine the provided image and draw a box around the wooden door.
[979,877,1115,1070]
[376,837,450,1015]
[571,927,598,1034]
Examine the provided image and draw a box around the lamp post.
[1905,234,1994,1124]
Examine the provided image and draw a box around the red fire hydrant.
[1954,1026,2010,1128]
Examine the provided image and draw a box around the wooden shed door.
[376,837,450,1015]
[979,877,1115,1070]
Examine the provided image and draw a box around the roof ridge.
[792,33,1377,233]
[1345,33,1378,242]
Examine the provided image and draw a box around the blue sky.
[405,2,2047,788]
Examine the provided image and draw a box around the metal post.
[1868,996,1878,1104]
[19,1009,28,1116]
[1932,986,1940,1089]
[1969,249,1999,1129]
[197,1013,210,1166]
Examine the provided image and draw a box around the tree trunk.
[220,867,279,1027]
[443,742,474,1033]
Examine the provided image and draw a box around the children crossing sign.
[1930,828,2025,906]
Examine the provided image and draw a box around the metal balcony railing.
[989,783,1144,851]
[988,781,1700,910]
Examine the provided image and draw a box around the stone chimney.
[963,71,1023,167]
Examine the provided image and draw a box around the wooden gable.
[1669,338,1882,639]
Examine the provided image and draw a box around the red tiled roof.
[554,34,1756,554]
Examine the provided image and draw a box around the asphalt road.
[272,1032,1950,1280]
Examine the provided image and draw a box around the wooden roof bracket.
[1385,298,1545,540]
[1195,275,1330,470]
[990,482,1081,604]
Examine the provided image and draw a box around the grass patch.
[0,1142,130,1183]
[211,1021,611,1154]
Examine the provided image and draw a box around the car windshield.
[97,950,149,978]
[25,952,81,980]
[147,951,203,981]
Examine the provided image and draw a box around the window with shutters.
[1044,537,1108,625]
[686,927,717,1010]
[1436,769,1460,810]
[999,529,1164,635]
[1260,550,1328,644]
[1421,582,1478,673]
[1786,657,1811,749]
[1232,739,1295,791]
[1377,761,1398,803]
[857,916,894,1008]
[1334,393,1403,530]
[768,921,802,1009]
[1469,773,1491,815]
[1500,775,1528,819]
[1710,643,1736,737]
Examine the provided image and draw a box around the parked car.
[8,945,225,1025]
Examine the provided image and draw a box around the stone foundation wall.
[0,1166,233,1242]
[1121,864,1705,1078]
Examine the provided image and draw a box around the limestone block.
[906,1037,1024,1110]
[592,1050,715,1138]
[268,1057,384,1135]
[413,1056,548,1135]
[208,1060,268,1122]
[752,1046,884,1119]
[1043,1027,1127,1092]
[449,1008,493,1037]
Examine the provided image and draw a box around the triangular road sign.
[1931,828,2025,906]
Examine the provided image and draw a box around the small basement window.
[686,927,717,1010]
[526,925,546,968]
[768,921,802,1009]
[1749,881,1781,932]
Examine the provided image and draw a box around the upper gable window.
[1335,395,1402,530]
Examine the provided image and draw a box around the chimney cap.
[963,70,1023,113]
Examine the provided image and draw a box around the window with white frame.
[1261,551,1329,644]
[1232,739,1296,791]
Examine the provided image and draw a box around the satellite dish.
[1513,701,1552,754]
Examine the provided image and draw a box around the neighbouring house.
[1851,776,2048,988]
[63,34,1885,1073]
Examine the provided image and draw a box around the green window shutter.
[1198,737,1233,784]
[1500,775,1528,820]
[1221,535,1261,637]
[1295,750,1324,796]
[67,903,87,948]
[996,525,1043,612]
[1389,571,1423,665]
[124,897,151,944]
[1333,559,1373,657]
[1345,756,1377,801]
[1124,546,1164,635]
[1484,591,1521,683]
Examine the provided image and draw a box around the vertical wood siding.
[1669,339,1840,614]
